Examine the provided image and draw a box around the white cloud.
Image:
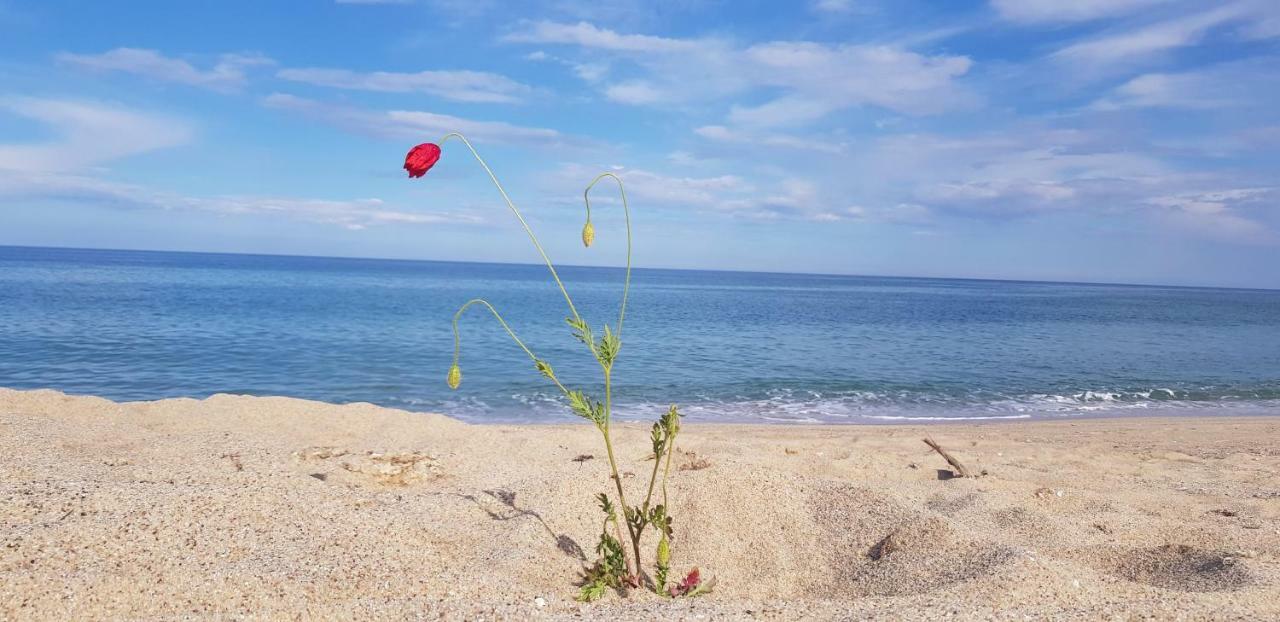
[694,125,845,154]
[603,81,665,105]
[0,98,192,173]
[847,127,1276,243]
[811,202,933,224]
[523,49,610,82]
[189,195,480,229]
[503,20,703,54]
[1089,58,1280,110]
[0,96,479,231]
[612,168,748,209]
[0,171,481,230]
[991,0,1172,24]
[1050,3,1278,69]
[727,96,837,128]
[1145,188,1275,243]
[919,179,1077,212]
[869,130,1169,195]
[56,48,272,92]
[504,21,974,124]
[262,93,571,146]
[570,61,609,82]
[554,163,851,221]
[276,67,533,103]
[811,0,855,14]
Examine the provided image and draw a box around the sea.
[2,245,1278,423]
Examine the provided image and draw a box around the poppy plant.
[407,133,709,602]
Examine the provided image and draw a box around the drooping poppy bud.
[404,143,442,178]
[581,220,595,247]
[446,364,462,390]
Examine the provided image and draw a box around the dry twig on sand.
[923,437,972,478]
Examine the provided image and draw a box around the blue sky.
[1,0,1278,288]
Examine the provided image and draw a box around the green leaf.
[625,505,647,532]
[595,492,616,520]
[597,324,621,367]
[534,359,555,379]
[567,390,593,420]
[650,422,665,454]
[577,581,607,603]
[566,317,593,349]
[662,404,682,437]
[568,390,606,426]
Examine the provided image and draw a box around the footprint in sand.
[293,446,442,487]
[811,486,1018,597]
[1101,544,1254,592]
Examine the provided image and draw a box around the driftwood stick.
[923,437,972,478]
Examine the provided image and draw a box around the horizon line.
[2,244,1276,293]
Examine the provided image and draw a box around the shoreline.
[8,385,1280,427]
[3,387,1277,620]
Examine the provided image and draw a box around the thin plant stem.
[599,368,641,578]
[582,172,632,336]
[609,511,627,571]
[582,171,641,576]
[451,298,569,396]
[600,426,637,576]
[440,132,582,324]
[641,437,663,515]
[661,426,677,509]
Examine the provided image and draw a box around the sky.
[1,0,1278,288]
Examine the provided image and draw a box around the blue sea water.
[2,245,1279,423]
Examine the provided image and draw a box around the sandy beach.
[2,388,1277,620]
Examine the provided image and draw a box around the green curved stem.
[582,172,633,337]
[581,173,638,576]
[452,298,568,395]
[440,132,582,324]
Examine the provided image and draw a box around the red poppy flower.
[404,143,441,178]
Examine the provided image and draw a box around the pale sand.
[2,388,1278,620]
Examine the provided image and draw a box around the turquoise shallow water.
[2,245,1278,423]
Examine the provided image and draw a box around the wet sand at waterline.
[2,388,1277,620]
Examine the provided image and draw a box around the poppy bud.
[446,364,462,390]
[581,220,595,247]
[657,537,670,567]
[404,143,441,178]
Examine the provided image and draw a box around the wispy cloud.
[694,125,846,154]
[553,164,843,222]
[990,0,1174,24]
[0,171,482,230]
[276,67,533,103]
[854,128,1276,243]
[56,48,272,92]
[0,97,470,230]
[0,98,192,172]
[1050,3,1277,70]
[505,20,703,54]
[811,0,858,15]
[504,20,975,124]
[868,130,1167,214]
[1146,188,1276,244]
[262,93,572,145]
[1089,57,1280,110]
